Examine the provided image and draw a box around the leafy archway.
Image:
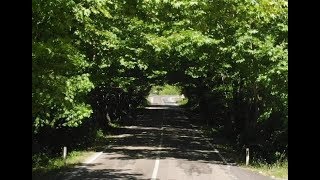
[33,0,287,162]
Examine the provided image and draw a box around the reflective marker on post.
[63,146,67,165]
[246,148,249,166]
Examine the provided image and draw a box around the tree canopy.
[32,0,287,161]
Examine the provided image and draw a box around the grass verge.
[200,126,288,179]
[32,151,95,180]
[242,160,288,179]
[177,98,188,106]
[32,128,112,179]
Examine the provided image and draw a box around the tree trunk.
[244,84,259,145]
[199,96,209,126]
[224,108,233,138]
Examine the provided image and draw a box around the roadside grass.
[177,98,188,106]
[32,151,95,180]
[32,128,112,179]
[243,160,288,179]
[200,125,288,179]
[150,84,182,95]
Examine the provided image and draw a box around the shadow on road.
[59,105,237,180]
[63,166,149,180]
[103,106,235,164]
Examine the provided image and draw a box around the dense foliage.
[150,84,182,95]
[32,0,287,162]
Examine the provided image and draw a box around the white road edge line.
[84,151,103,164]
[181,111,229,165]
[151,158,160,180]
[198,129,228,165]
[151,110,164,180]
[64,151,103,180]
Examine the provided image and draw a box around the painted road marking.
[151,110,165,180]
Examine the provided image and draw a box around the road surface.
[60,95,274,180]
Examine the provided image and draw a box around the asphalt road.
[60,95,274,180]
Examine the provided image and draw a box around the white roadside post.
[246,148,249,166]
[63,146,67,165]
